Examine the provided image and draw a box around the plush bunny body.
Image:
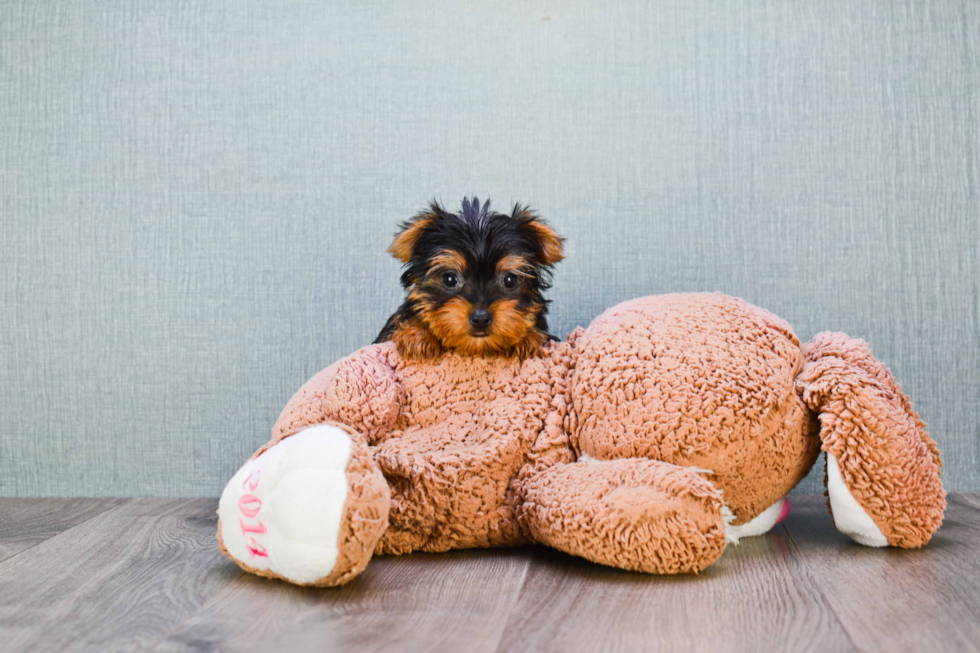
[218,293,945,586]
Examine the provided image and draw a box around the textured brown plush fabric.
[571,294,820,523]
[313,423,392,587]
[518,458,728,574]
[795,332,946,548]
[220,292,945,585]
[267,340,576,554]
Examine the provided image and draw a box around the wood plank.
[496,525,855,653]
[949,492,980,512]
[153,547,532,653]
[781,494,980,653]
[0,498,236,653]
[111,498,221,518]
[1,495,977,652]
[0,498,127,564]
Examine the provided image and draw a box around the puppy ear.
[388,208,438,263]
[514,205,565,266]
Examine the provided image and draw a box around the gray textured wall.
[2,0,978,497]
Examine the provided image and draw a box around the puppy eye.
[502,273,519,289]
[442,271,460,288]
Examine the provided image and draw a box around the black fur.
[375,197,562,346]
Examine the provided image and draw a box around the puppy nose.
[469,309,492,330]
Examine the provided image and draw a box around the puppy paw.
[217,423,390,586]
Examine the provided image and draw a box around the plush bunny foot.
[725,496,791,544]
[217,423,390,586]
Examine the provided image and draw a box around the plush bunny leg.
[796,332,945,548]
[217,423,390,587]
[517,458,728,574]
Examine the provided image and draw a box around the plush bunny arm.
[217,347,401,587]
[271,345,405,447]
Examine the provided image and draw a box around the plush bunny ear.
[387,209,437,263]
[795,332,945,548]
[514,205,565,266]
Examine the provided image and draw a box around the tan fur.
[387,214,435,263]
[394,280,547,359]
[387,318,445,360]
[495,254,530,276]
[429,250,467,274]
[414,296,546,358]
[515,209,564,265]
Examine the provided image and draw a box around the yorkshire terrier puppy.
[375,198,565,359]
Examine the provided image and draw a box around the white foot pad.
[218,424,353,584]
[725,496,791,544]
[826,453,888,547]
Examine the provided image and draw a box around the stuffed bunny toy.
[217,292,944,586]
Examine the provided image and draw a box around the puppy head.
[388,197,564,358]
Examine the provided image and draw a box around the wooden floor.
[0,495,977,653]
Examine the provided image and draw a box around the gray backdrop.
[2,0,977,497]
